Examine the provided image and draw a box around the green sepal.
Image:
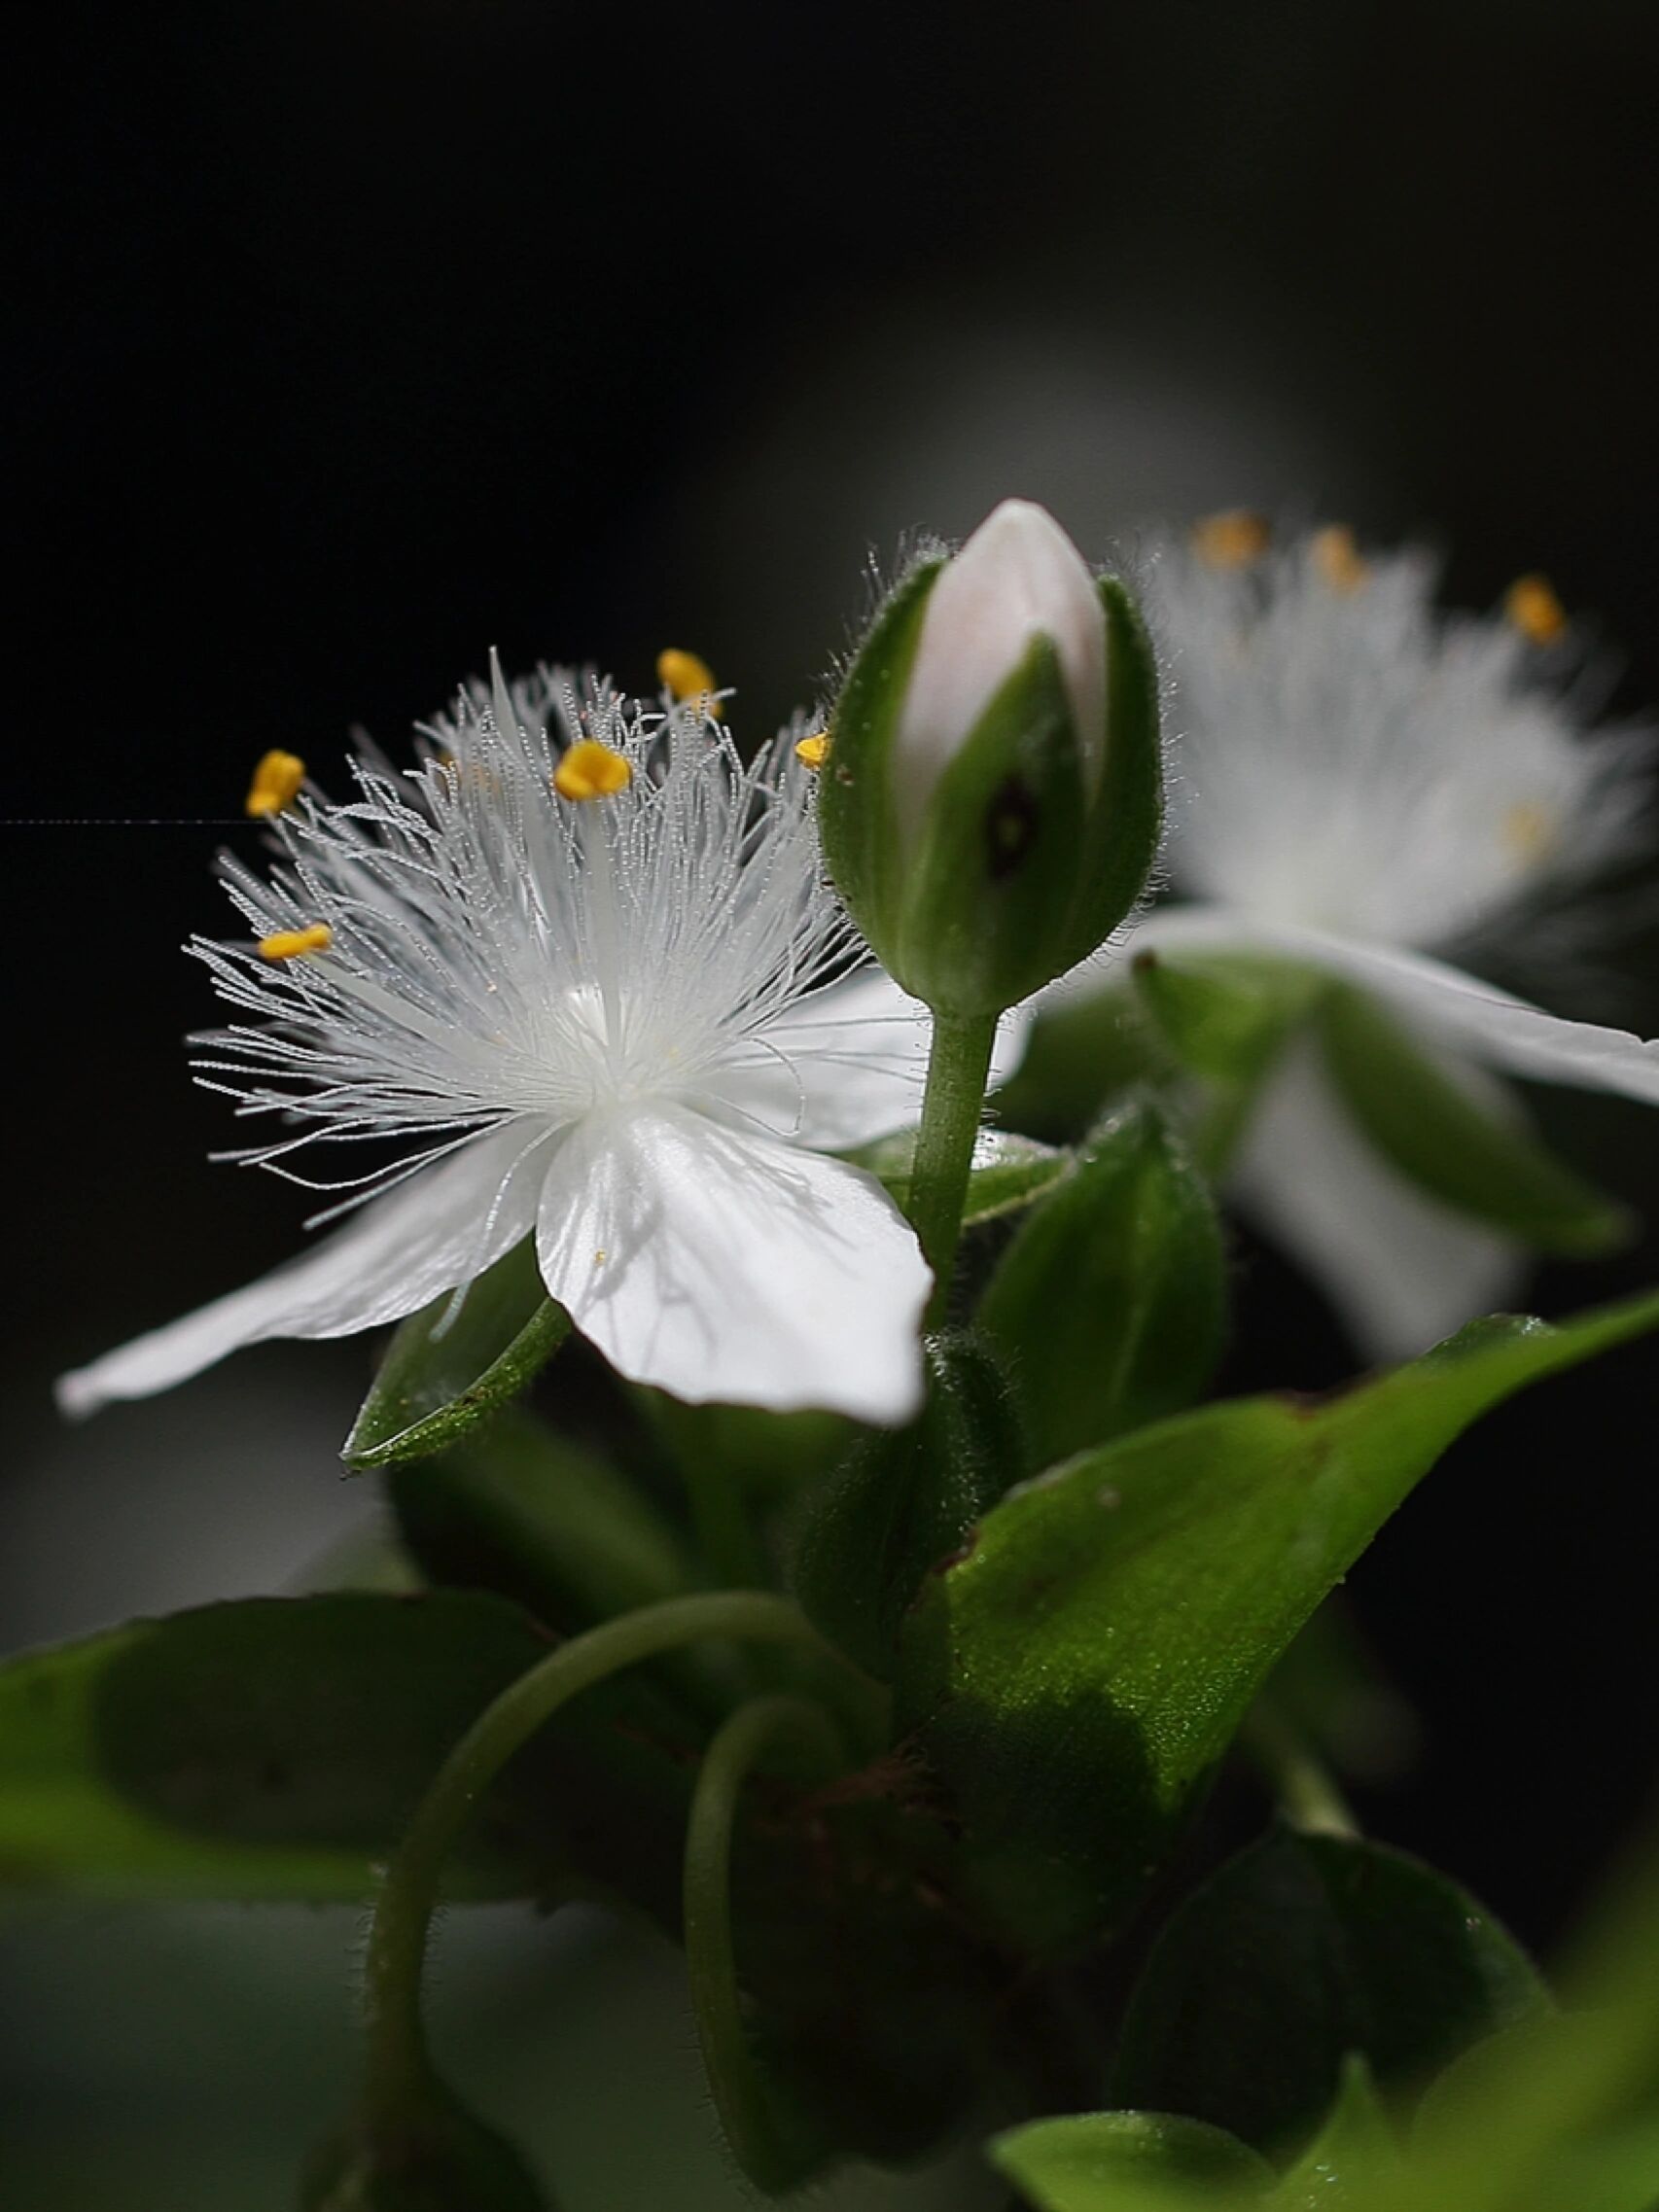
[791,1332,1024,1680]
[1131,951,1328,1086]
[818,557,940,982]
[343,1239,570,1470]
[991,981,1173,1142]
[1318,984,1630,1253]
[302,2086,547,2211]
[846,1125,1073,1227]
[1111,1829,1546,2157]
[978,1099,1225,1466]
[895,1288,1659,1953]
[989,2109,1273,2211]
[389,1406,695,1632]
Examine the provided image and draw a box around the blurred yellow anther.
[258,923,333,962]
[245,750,305,818]
[1501,801,1556,862]
[1505,573,1569,646]
[1192,509,1270,569]
[1311,524,1368,594]
[553,739,633,802]
[794,732,831,770]
[657,648,722,718]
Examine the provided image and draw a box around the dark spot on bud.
[985,777,1038,880]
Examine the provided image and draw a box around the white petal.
[1126,907,1659,1106]
[56,1121,556,1418]
[895,499,1107,843]
[534,1102,930,1422]
[710,970,1033,1150]
[1231,1043,1527,1362]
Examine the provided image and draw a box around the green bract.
[820,546,1162,1016]
[978,1099,1226,1465]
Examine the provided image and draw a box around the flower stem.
[907,1007,1001,1326]
[360,1590,871,2118]
[1242,1702,1359,1840]
[683,1695,845,2191]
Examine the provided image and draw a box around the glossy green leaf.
[390,1407,696,1629]
[1319,985,1629,1254]
[342,1239,571,1471]
[978,1100,1225,1464]
[990,2110,1272,2211]
[847,1125,1073,1227]
[791,1333,1024,1679]
[1112,1831,1546,2156]
[0,1593,690,1913]
[897,1288,1659,1952]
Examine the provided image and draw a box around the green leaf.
[0,1593,690,1913]
[791,1333,1024,1679]
[989,2111,1273,2212]
[896,1288,1659,1952]
[342,1239,571,1470]
[389,1406,696,1630]
[1410,2014,1659,2212]
[1272,2057,1401,2207]
[978,1100,1225,1464]
[1318,984,1629,1254]
[847,1125,1073,1227]
[1112,1831,1546,2158]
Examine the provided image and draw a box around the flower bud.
[820,500,1162,1016]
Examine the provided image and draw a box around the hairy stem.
[361,1590,869,2116]
[907,1007,1001,1326]
[683,1695,845,2191]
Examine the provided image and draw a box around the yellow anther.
[245,750,306,818]
[257,923,333,962]
[553,738,633,802]
[1192,509,1270,569]
[657,648,723,719]
[1501,800,1556,863]
[794,732,832,771]
[1505,573,1569,646]
[1310,523,1368,594]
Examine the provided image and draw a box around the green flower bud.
[820,500,1162,1016]
[301,2091,548,2212]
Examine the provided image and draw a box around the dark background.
[6,4,1658,2204]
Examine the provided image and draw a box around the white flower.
[1125,521,1659,1356]
[56,662,1028,1426]
[892,498,1109,844]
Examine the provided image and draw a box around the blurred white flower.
[56,662,1011,1425]
[1130,519,1659,1355]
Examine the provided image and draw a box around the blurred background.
[7,1,1659,2202]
